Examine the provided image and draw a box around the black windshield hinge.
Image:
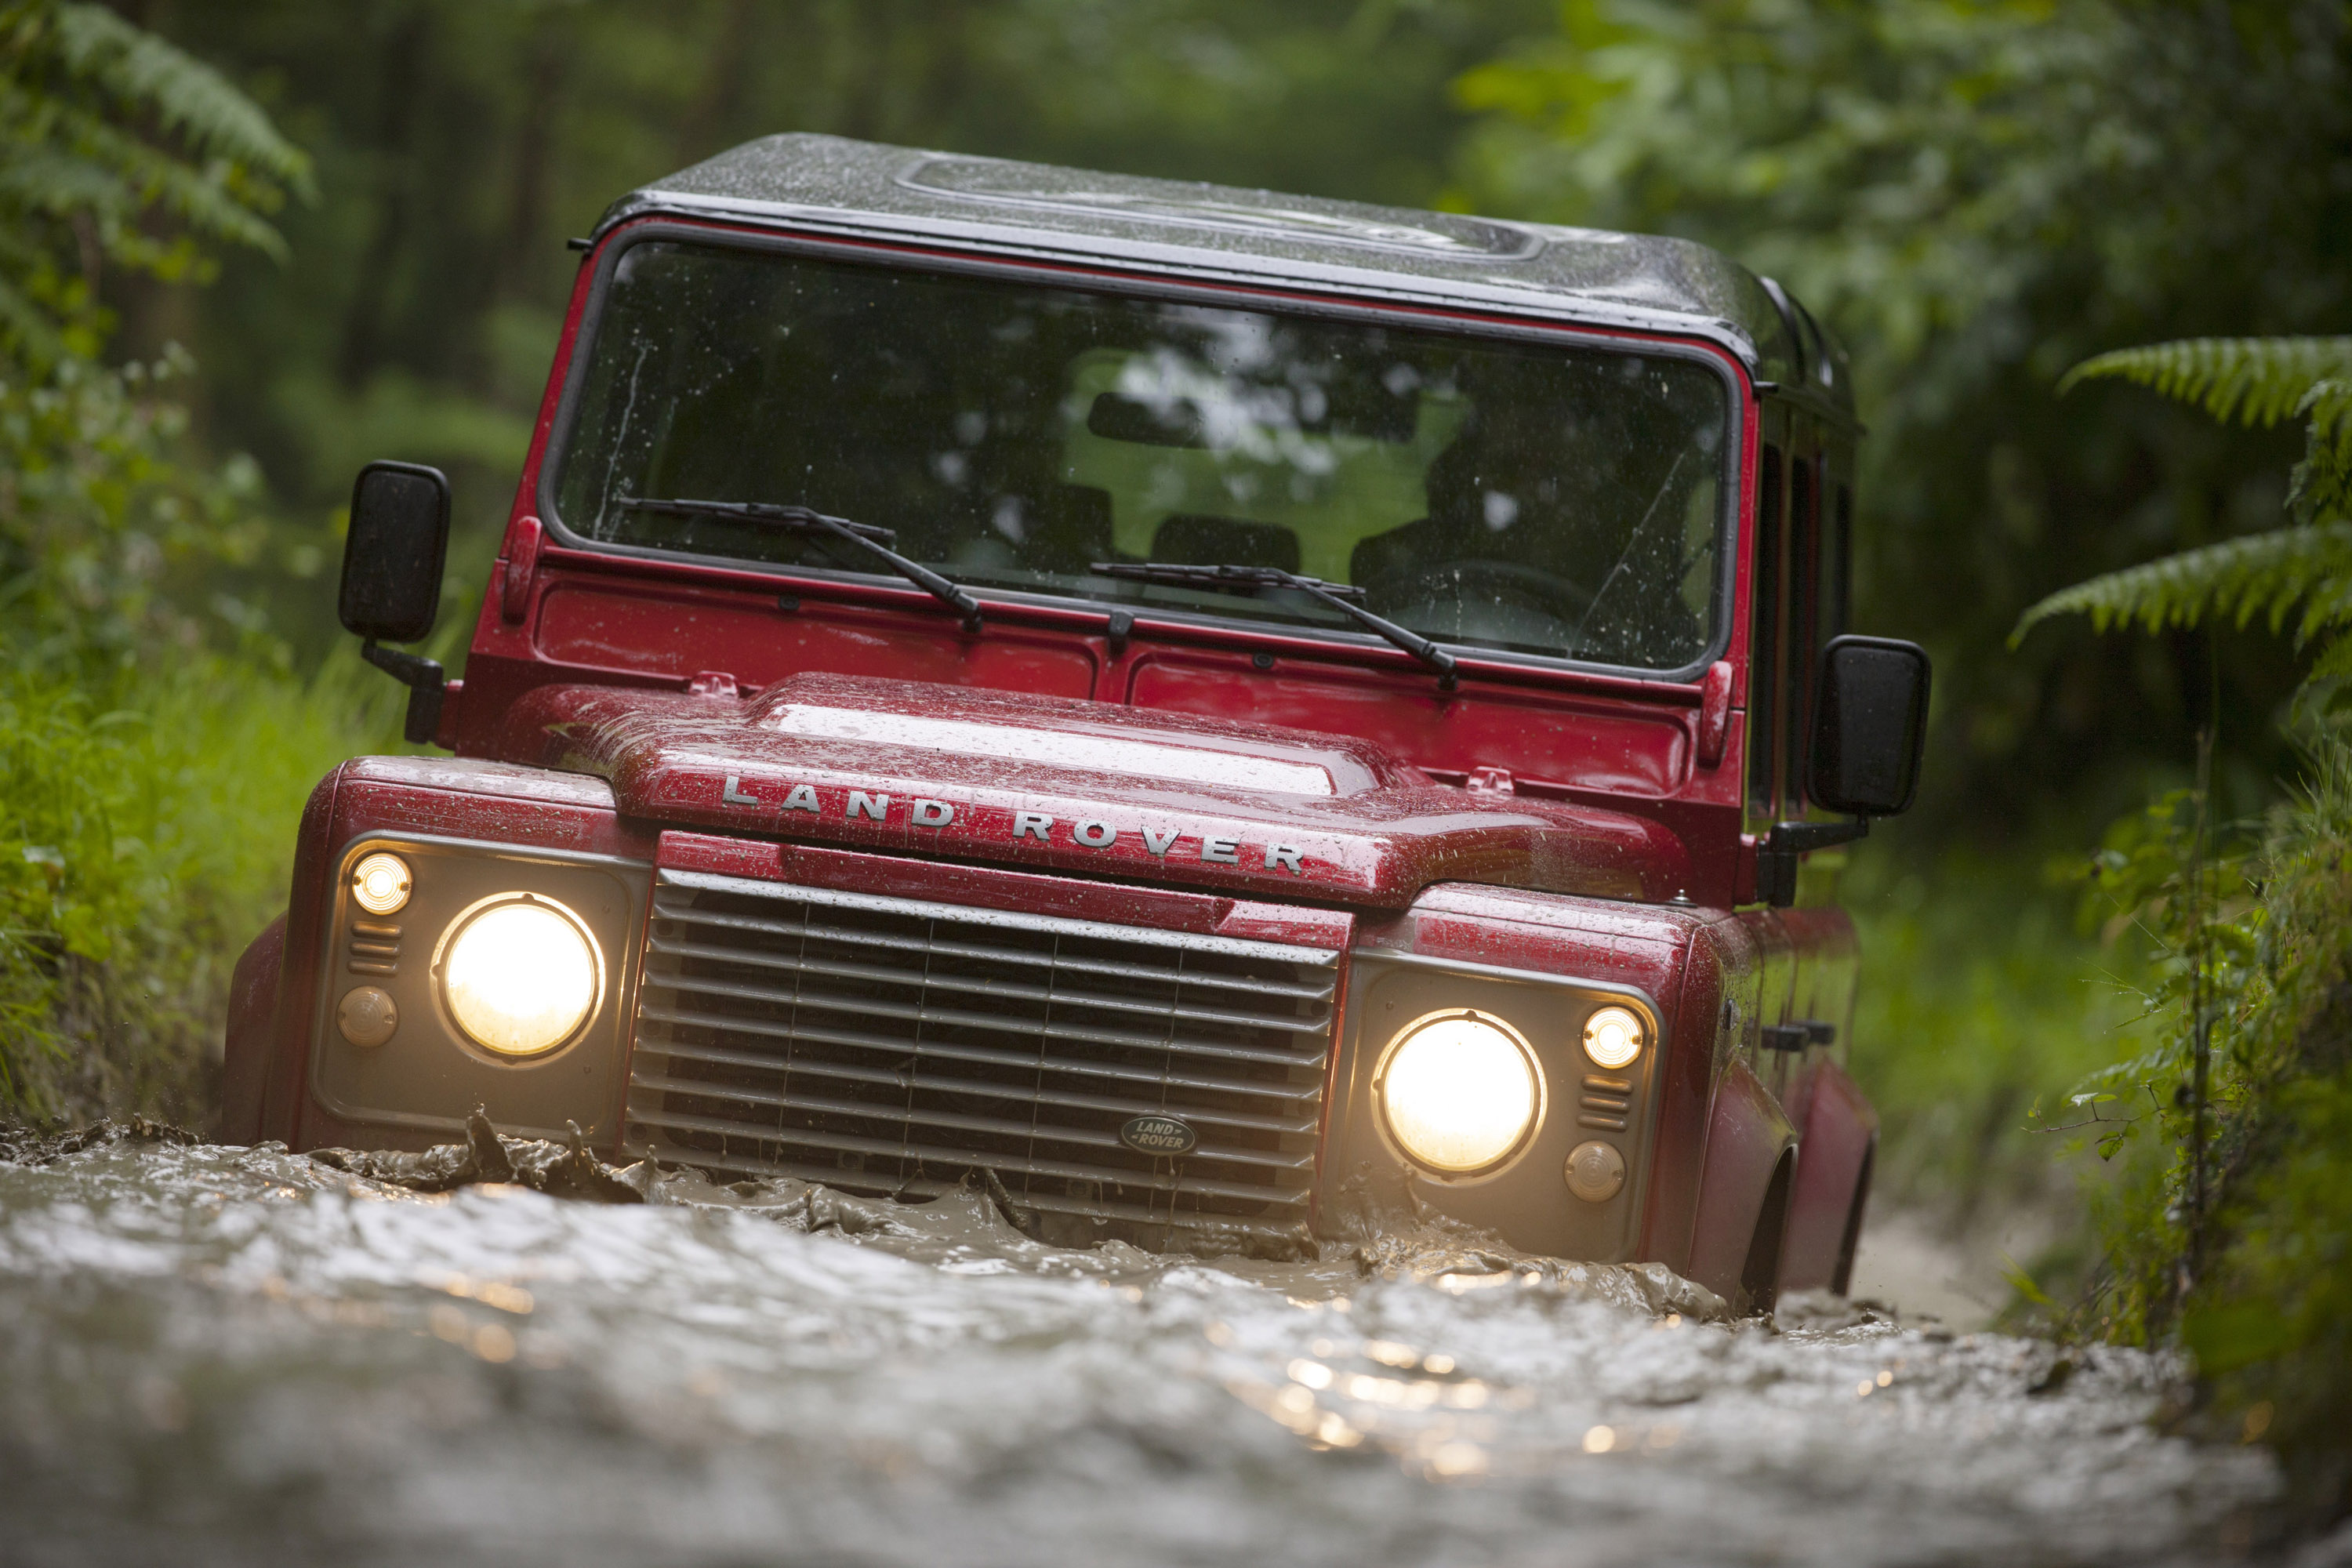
[362,640,447,746]
[1756,818,1867,907]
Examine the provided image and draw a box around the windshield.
[550,241,1733,673]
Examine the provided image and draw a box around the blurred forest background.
[4,0,2350,1436]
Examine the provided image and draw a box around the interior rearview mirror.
[1806,634,1931,818]
[339,460,451,644]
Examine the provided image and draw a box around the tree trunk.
[336,6,430,390]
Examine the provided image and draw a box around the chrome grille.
[623,870,1340,1246]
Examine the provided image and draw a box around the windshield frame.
[535,220,1749,686]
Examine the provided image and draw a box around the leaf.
[2012,521,2352,645]
[2288,378,2352,528]
[45,2,311,194]
[54,898,113,961]
[2183,1302,2299,1375]
[2059,337,2352,429]
[2002,1253,2056,1308]
[0,0,307,370]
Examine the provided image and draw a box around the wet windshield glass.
[551,241,1732,671]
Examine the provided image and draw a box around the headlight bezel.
[1370,1006,1548,1184]
[433,890,608,1062]
[309,831,650,1143]
[1335,949,1668,1261]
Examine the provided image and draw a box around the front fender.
[1684,1058,1795,1301]
[1778,1059,1878,1291]
[219,913,286,1144]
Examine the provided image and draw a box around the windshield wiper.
[620,497,982,631]
[1092,561,1457,691]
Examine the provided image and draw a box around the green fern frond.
[2012,522,2352,646]
[0,0,307,370]
[2059,337,2352,428]
[2288,379,2352,528]
[2305,634,2352,688]
[45,3,310,195]
[0,106,288,260]
[58,107,291,256]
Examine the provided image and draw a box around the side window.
[1783,453,1819,808]
[1747,443,1784,815]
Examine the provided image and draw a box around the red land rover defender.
[220,136,1929,1310]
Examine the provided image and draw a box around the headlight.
[439,895,601,1058]
[1377,1011,1541,1174]
[1582,1005,1646,1070]
[351,851,412,916]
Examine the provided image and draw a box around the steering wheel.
[1363,558,1596,644]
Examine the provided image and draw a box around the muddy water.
[0,1131,2275,1567]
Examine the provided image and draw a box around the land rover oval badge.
[1120,1114,1198,1156]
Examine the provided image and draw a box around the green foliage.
[2050,788,2260,1174]
[0,346,275,668]
[0,657,385,1117]
[2074,736,2352,1488]
[2063,334,2352,538]
[2059,337,2352,433]
[2020,339,2352,1490]
[1456,0,2144,361]
[0,0,343,1121]
[0,0,310,370]
[2013,524,2352,645]
[2018,336,2352,693]
[1843,845,2143,1222]
[2184,1057,2352,1469]
[0,0,312,666]
[1453,0,2351,841]
[2299,379,2352,532]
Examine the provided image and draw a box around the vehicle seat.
[1151,513,1301,573]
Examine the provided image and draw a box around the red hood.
[494,673,1694,909]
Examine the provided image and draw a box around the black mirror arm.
[1767,818,1869,855]
[362,640,447,746]
[1757,817,1868,908]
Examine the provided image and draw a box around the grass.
[2083,734,2352,1514]
[1842,844,2150,1243]
[0,651,390,1123]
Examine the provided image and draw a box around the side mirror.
[339,460,451,642]
[1806,634,1931,817]
[1756,635,1931,907]
[340,461,452,746]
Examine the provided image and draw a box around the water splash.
[0,1127,2275,1566]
